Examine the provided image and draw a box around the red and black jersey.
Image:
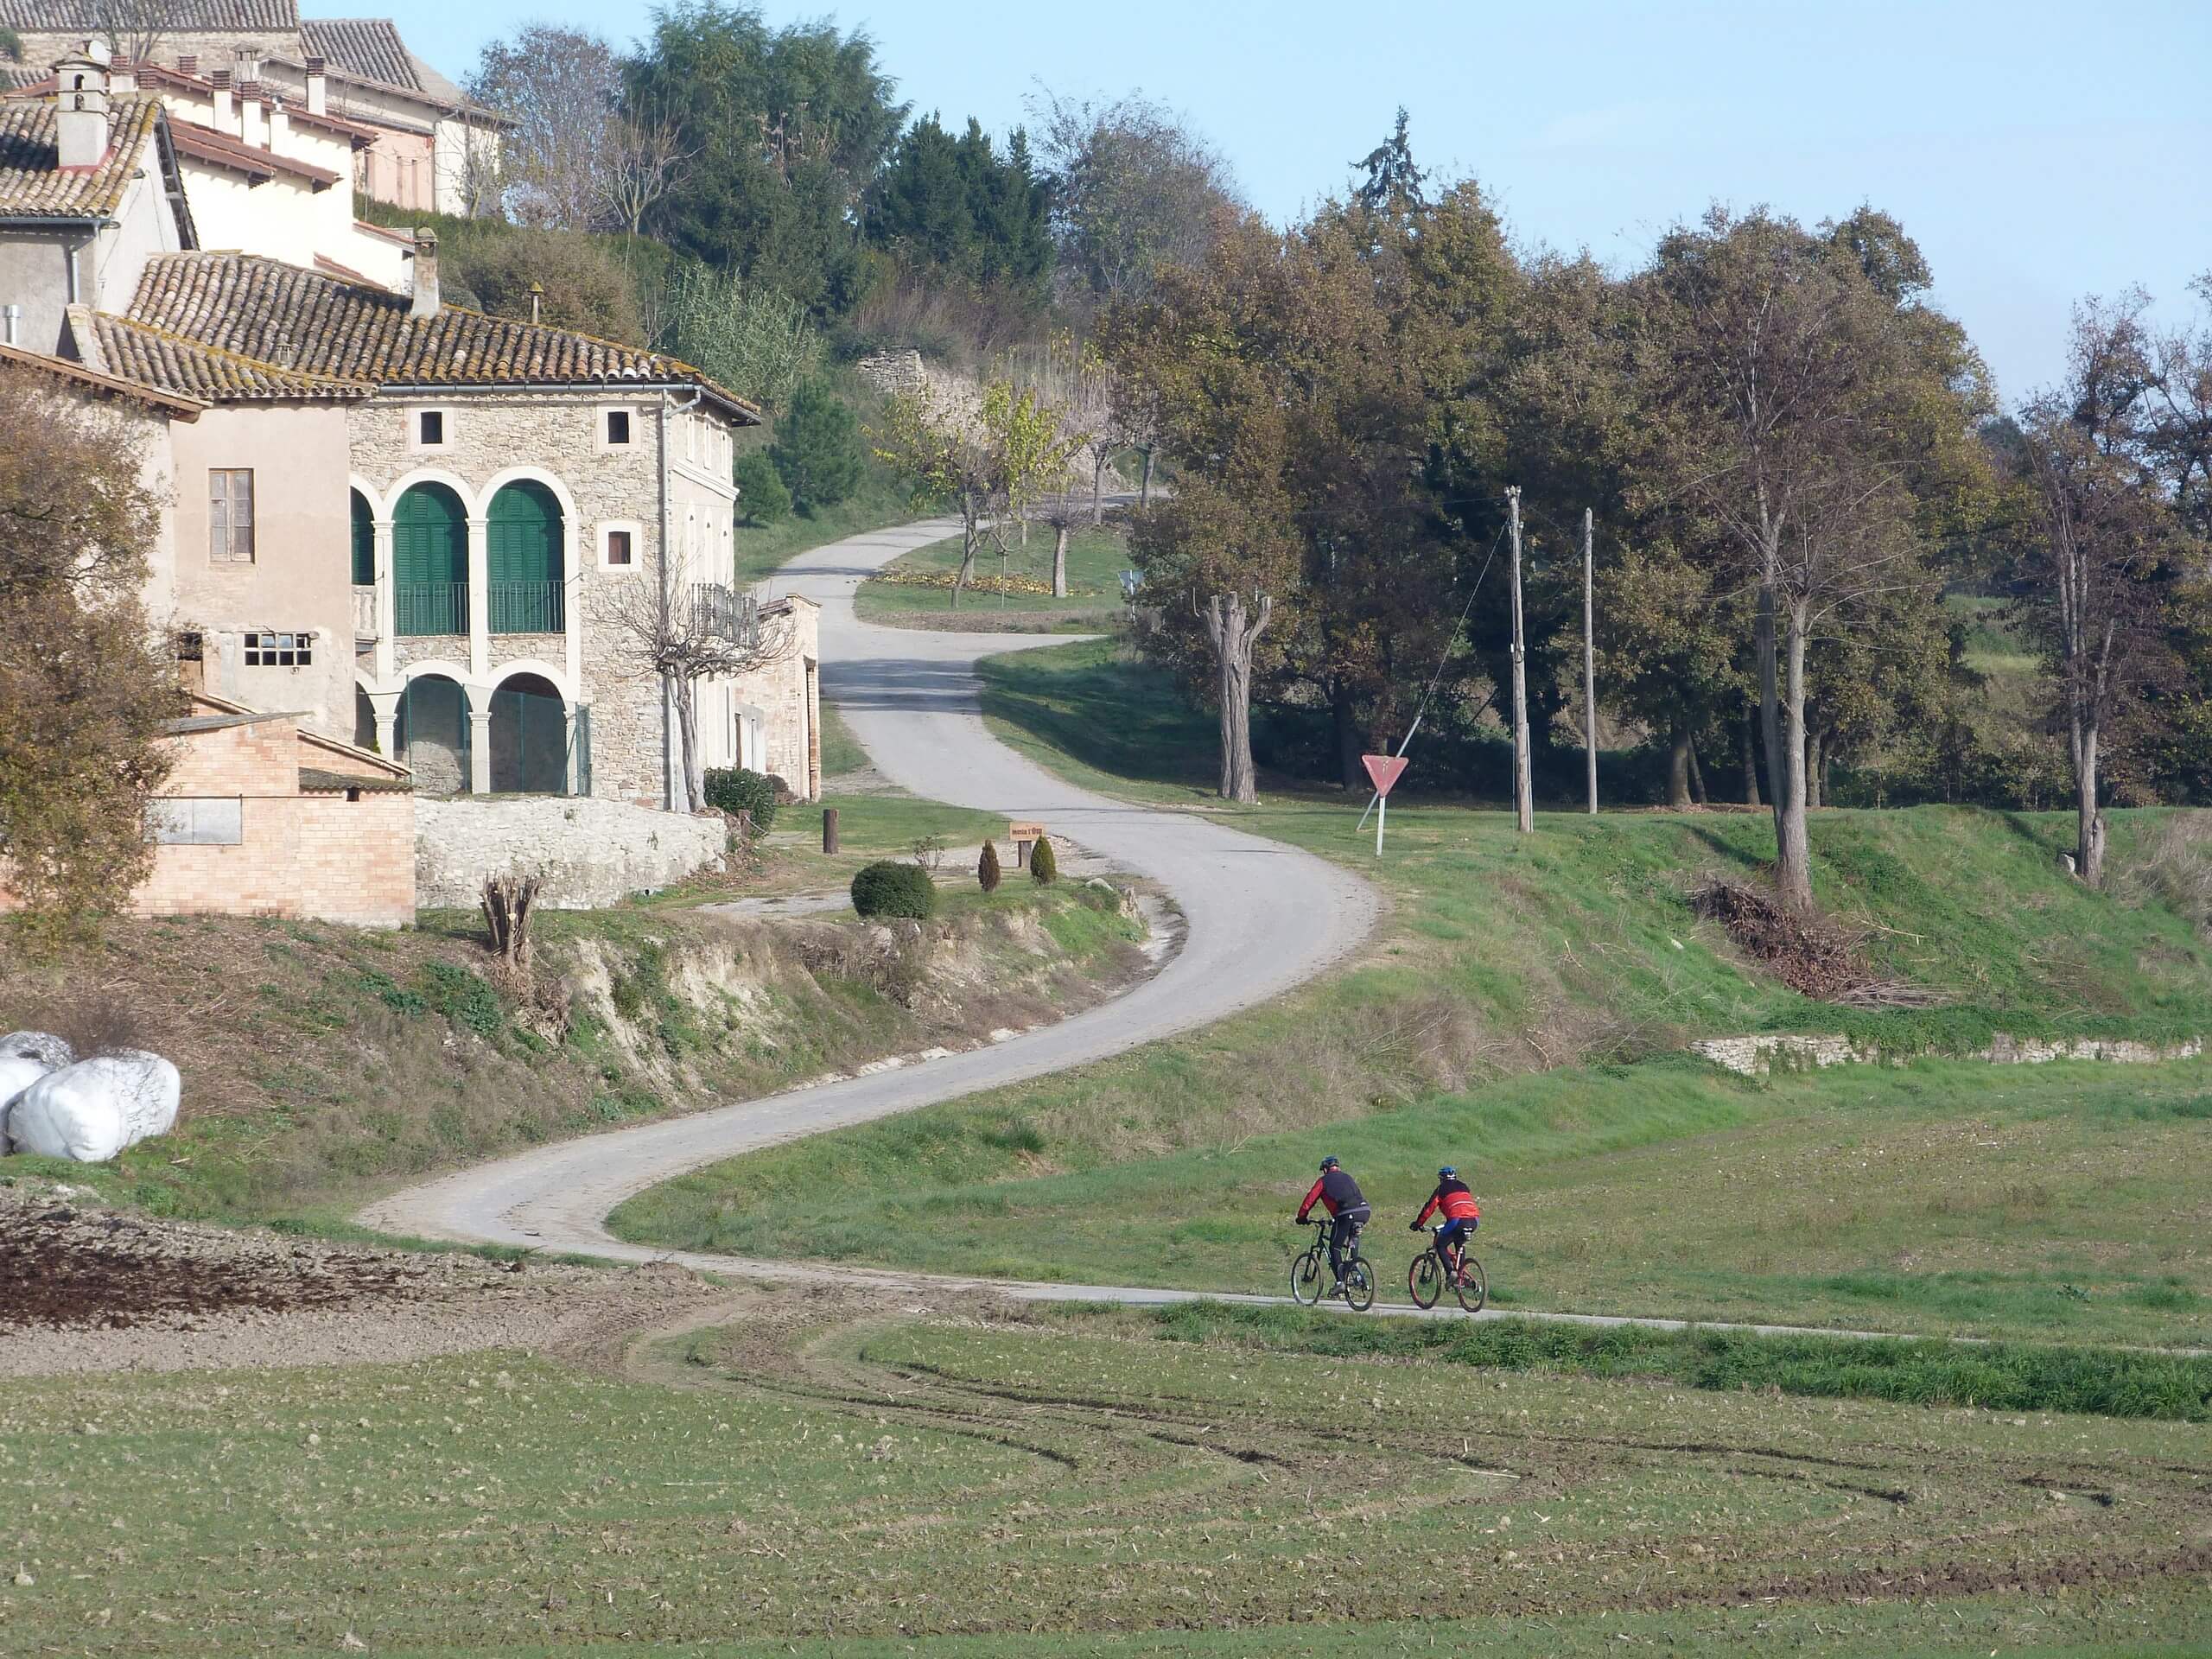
[1297,1166,1366,1221]
[1414,1177,1480,1228]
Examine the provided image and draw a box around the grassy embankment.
[854,523,1132,632]
[614,638,2212,1347]
[3,1311,2209,1655]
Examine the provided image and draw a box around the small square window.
[244,629,313,667]
[606,410,632,446]
[607,529,632,566]
[419,410,445,447]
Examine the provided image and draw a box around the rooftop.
[0,339,207,417]
[74,305,374,402]
[0,94,158,219]
[0,1,297,28]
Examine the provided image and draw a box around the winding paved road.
[361,518,1381,1258]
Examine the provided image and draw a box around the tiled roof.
[297,19,417,92]
[170,118,340,187]
[79,307,373,402]
[0,94,158,219]
[0,0,296,26]
[125,251,761,420]
[299,766,411,793]
[0,340,206,417]
[10,61,381,145]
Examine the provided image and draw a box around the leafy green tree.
[626,2,906,310]
[661,262,820,413]
[869,114,1052,293]
[769,379,865,513]
[734,449,789,524]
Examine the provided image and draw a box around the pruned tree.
[2018,293,2179,886]
[0,367,181,948]
[601,103,693,237]
[467,24,621,231]
[92,0,184,67]
[595,573,797,814]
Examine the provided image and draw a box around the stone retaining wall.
[416,797,727,910]
[1692,1032,2205,1077]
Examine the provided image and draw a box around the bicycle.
[1290,1216,1375,1312]
[1407,1223,1487,1313]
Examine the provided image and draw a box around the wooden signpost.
[1007,821,1046,868]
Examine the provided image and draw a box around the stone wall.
[853,349,926,397]
[1691,1031,2206,1077]
[415,796,727,909]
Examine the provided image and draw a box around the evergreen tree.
[977,838,1002,893]
[769,379,865,513]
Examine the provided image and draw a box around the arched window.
[392,482,467,635]
[486,480,563,633]
[350,488,374,586]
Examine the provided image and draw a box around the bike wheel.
[1408,1251,1442,1310]
[1290,1246,1325,1306]
[1344,1258,1376,1312]
[1452,1255,1488,1315]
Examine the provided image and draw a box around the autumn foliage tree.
[0,370,181,946]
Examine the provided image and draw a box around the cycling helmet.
[1319,1156,1339,1172]
[1439,1166,1457,1179]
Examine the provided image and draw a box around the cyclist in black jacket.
[1294,1156,1371,1297]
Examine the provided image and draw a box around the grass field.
[3,1308,2208,1655]
[618,637,2212,1344]
[855,524,1132,630]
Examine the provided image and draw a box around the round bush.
[1029,835,1058,885]
[734,449,791,524]
[703,766,778,833]
[851,859,937,919]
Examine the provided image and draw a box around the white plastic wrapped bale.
[8,1052,181,1163]
[0,1030,73,1069]
[0,1053,52,1154]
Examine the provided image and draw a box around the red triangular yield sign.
[1363,753,1408,798]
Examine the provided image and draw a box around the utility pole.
[1582,506,1597,817]
[1507,487,1533,835]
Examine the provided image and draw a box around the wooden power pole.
[1506,487,1534,834]
[1582,506,1598,816]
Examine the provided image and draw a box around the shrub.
[1029,835,1058,885]
[446,229,647,344]
[733,450,791,524]
[769,379,865,513]
[662,264,820,414]
[703,766,779,833]
[978,838,1001,893]
[851,859,937,919]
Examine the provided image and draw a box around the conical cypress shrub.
[1029,835,1058,885]
[978,838,1002,893]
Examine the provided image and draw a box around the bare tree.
[601,105,691,237]
[92,1,184,67]
[2019,294,2177,887]
[467,25,620,230]
[595,577,796,814]
[1203,591,1272,804]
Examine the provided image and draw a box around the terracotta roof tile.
[171,118,339,187]
[297,19,418,93]
[0,94,157,219]
[83,308,373,402]
[125,251,761,420]
[0,339,207,417]
[0,1,296,26]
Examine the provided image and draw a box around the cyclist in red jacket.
[1294,1156,1371,1297]
[1410,1166,1481,1273]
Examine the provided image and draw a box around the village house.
[1,2,503,214]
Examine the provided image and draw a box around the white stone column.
[468,707,493,795]
[564,702,582,797]
[373,519,396,683]
[466,515,489,680]
[365,687,403,760]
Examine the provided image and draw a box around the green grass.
[817,702,869,779]
[4,1319,2209,1655]
[733,461,918,588]
[855,524,1133,629]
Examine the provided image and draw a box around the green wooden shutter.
[392,483,466,633]
[351,491,374,585]
[486,480,562,632]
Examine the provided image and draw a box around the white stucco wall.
[415,796,727,908]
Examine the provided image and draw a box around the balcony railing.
[352,583,378,641]
[488,581,565,635]
[396,582,468,637]
[690,581,760,643]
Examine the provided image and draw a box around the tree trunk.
[1139,448,1155,506]
[1688,741,1708,807]
[1052,523,1070,598]
[2075,715,2107,887]
[1757,585,1785,847]
[951,493,977,609]
[1204,593,1272,804]
[1776,601,1815,912]
[674,677,704,813]
[1332,684,1363,791]
[1665,721,1693,810]
[1805,729,1825,810]
[1092,452,1108,525]
[1740,709,1762,808]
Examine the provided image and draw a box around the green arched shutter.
[486,480,563,633]
[392,483,467,634]
[350,490,374,585]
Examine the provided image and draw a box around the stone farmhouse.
[1,1,503,213]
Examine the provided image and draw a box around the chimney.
[233,48,259,84]
[303,54,327,117]
[239,79,265,148]
[267,92,289,151]
[409,229,440,319]
[3,305,20,347]
[211,69,232,130]
[177,54,199,79]
[53,44,111,170]
[528,281,543,325]
[110,61,137,95]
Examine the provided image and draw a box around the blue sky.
[381,0,2211,402]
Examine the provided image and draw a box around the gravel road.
[359,518,1381,1255]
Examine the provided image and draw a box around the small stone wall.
[1692,1032,2205,1077]
[416,797,727,910]
[853,348,927,397]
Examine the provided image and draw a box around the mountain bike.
[1407,1224,1487,1313]
[1290,1216,1375,1312]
